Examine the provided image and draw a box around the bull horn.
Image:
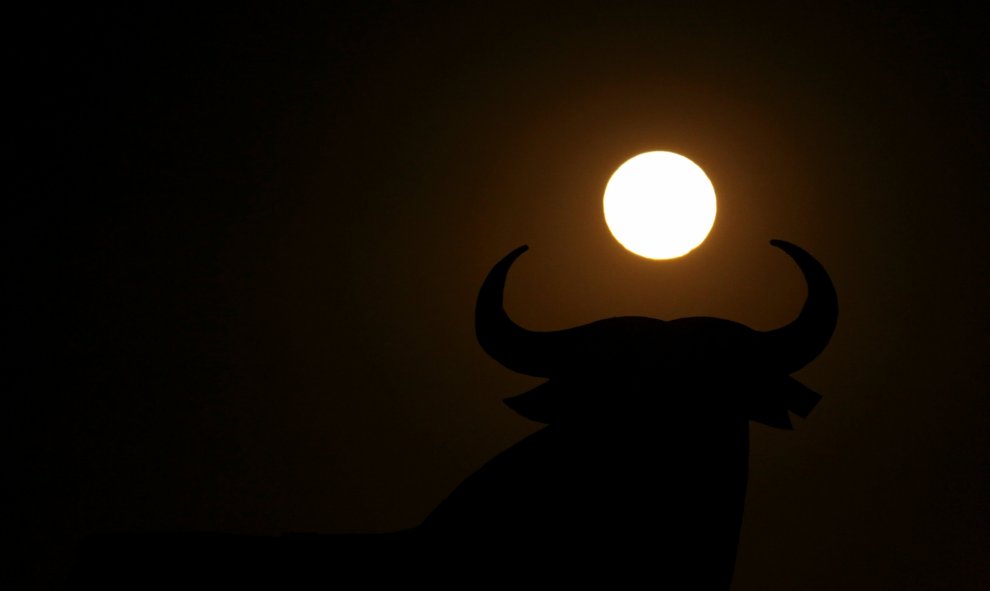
[761,240,839,373]
[476,245,563,377]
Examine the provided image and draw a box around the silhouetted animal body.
[71,241,836,589]
[420,240,837,587]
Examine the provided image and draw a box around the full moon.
[603,151,717,259]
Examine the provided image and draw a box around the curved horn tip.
[769,239,799,253]
[476,243,554,377]
[762,237,838,373]
[768,240,832,277]
[487,245,530,274]
[506,244,529,259]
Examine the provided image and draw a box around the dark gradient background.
[10,2,988,588]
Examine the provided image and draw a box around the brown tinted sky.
[11,2,988,588]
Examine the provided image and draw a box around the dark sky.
[11,2,988,588]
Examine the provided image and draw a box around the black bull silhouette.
[74,240,837,588]
[419,239,837,585]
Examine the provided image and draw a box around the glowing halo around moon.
[603,151,717,259]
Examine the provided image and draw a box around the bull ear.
[504,381,563,424]
[747,375,823,429]
[781,376,823,418]
[749,407,794,430]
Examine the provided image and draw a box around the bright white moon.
[603,151,717,259]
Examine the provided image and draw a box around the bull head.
[475,240,838,428]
